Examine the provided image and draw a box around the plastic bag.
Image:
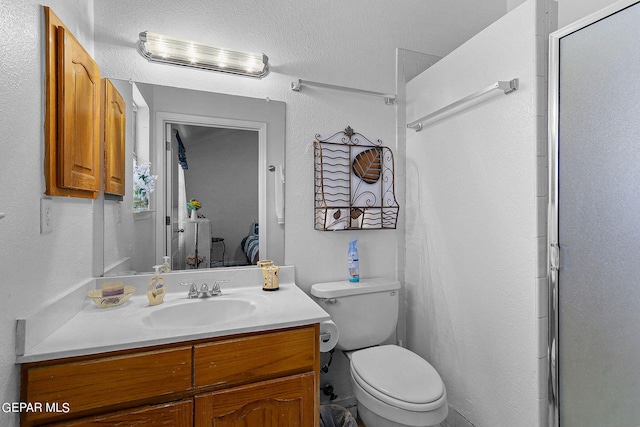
[319,404,357,427]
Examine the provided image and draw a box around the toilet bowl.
[311,278,448,427]
[349,345,447,427]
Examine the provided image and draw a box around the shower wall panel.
[405,1,545,425]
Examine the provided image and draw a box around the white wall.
[405,1,549,425]
[508,0,528,11]
[558,0,621,27]
[0,2,95,426]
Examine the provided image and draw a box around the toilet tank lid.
[311,278,400,298]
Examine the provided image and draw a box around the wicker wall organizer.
[314,126,399,230]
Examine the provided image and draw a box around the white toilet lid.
[351,345,445,405]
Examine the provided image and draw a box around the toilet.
[311,278,448,427]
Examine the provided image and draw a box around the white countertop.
[16,267,330,363]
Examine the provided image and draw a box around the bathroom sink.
[142,298,257,329]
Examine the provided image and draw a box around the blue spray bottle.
[348,239,360,282]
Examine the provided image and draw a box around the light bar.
[137,31,269,79]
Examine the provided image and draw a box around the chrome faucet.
[181,280,227,298]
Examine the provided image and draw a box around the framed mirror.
[102,80,285,275]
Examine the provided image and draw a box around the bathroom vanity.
[16,267,329,427]
[21,325,317,426]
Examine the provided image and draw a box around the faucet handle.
[210,280,227,295]
[211,280,228,291]
[180,282,198,298]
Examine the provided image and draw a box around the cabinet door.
[103,78,126,195]
[195,373,316,427]
[57,25,101,192]
[49,399,193,427]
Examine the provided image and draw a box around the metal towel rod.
[407,78,519,131]
[291,78,396,105]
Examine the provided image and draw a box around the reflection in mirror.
[102,80,285,276]
[168,125,259,270]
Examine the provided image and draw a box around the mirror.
[102,80,285,276]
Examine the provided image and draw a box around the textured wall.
[405,1,541,425]
[0,2,95,426]
[558,0,620,27]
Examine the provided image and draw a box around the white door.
[165,123,183,269]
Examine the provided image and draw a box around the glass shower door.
[552,1,640,426]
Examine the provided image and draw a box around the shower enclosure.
[549,1,640,425]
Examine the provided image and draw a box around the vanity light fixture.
[137,31,269,79]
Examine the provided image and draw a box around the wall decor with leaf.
[314,126,399,230]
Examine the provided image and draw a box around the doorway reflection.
[168,124,259,269]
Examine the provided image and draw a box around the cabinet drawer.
[194,326,318,389]
[22,346,192,425]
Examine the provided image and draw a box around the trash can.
[320,404,358,427]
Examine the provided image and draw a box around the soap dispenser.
[161,256,171,273]
[147,265,166,306]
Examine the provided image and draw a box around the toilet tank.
[311,278,400,351]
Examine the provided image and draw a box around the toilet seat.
[351,345,446,412]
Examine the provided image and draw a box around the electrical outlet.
[40,198,53,234]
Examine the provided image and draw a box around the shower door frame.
[548,1,640,425]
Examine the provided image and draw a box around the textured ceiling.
[94,0,510,94]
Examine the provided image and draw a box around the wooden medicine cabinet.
[45,7,125,199]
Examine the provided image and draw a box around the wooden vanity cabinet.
[20,324,320,427]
